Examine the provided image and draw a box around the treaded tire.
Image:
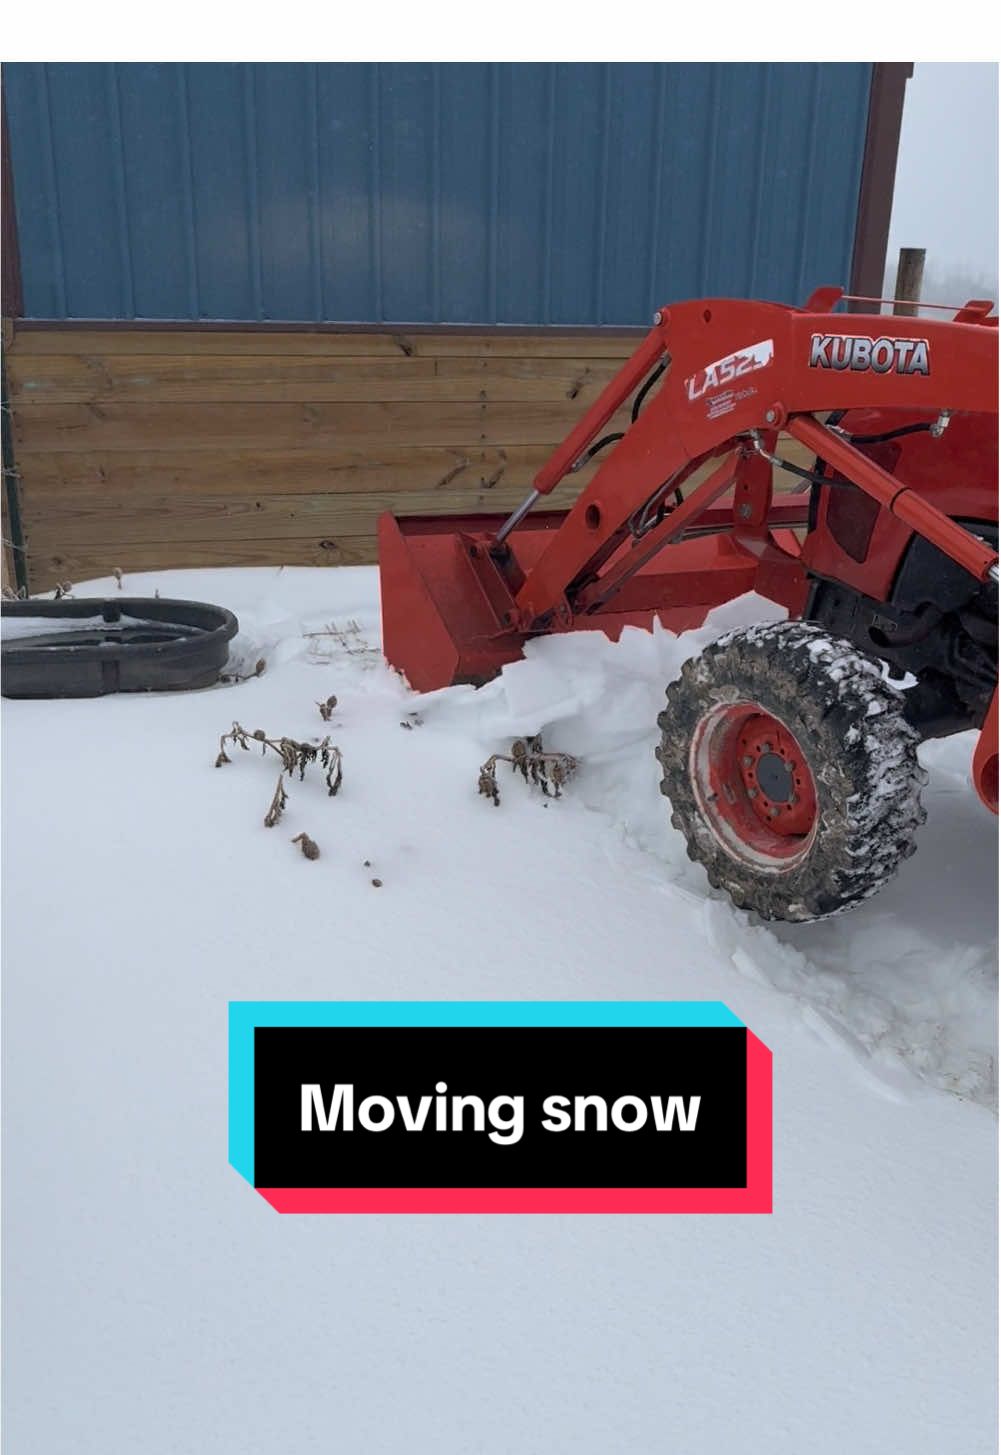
[656,621,927,922]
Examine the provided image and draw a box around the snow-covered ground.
[2,566,997,1455]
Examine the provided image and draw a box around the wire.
[840,421,933,446]
[779,458,850,492]
[579,431,625,466]
[574,358,669,470]
[631,360,667,422]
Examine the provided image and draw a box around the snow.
[0,613,203,640]
[0,613,112,638]
[2,565,997,1455]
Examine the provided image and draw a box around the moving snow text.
[302,1082,701,1145]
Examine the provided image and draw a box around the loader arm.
[511,293,999,628]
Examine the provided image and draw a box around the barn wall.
[3,62,873,326]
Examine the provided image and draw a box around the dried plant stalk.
[478,735,578,807]
[219,657,266,684]
[302,619,378,666]
[264,775,288,828]
[214,721,343,830]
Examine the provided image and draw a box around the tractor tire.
[656,621,927,922]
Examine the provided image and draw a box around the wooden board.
[13,399,635,454]
[24,483,590,547]
[10,327,642,359]
[7,354,622,404]
[15,444,601,498]
[30,536,379,585]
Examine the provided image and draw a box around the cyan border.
[228,1000,744,1187]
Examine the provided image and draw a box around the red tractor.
[378,288,998,922]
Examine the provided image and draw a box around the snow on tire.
[656,620,928,922]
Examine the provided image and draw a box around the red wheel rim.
[689,701,819,870]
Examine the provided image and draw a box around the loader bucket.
[378,508,768,693]
[378,511,534,692]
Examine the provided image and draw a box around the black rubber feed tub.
[1,597,239,698]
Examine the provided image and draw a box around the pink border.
[257,1031,772,1214]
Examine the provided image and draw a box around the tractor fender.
[973,689,998,813]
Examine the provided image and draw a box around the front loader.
[378,288,999,922]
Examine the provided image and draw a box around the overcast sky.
[886,62,999,294]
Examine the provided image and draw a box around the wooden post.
[849,64,913,308]
[893,247,925,317]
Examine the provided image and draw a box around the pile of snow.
[2,565,996,1455]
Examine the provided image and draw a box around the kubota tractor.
[378,288,998,922]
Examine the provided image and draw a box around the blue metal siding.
[4,62,872,325]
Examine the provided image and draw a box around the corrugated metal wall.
[4,62,872,326]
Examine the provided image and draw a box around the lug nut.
[748,788,758,799]
[742,754,753,766]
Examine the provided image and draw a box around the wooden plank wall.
[6,325,643,592]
